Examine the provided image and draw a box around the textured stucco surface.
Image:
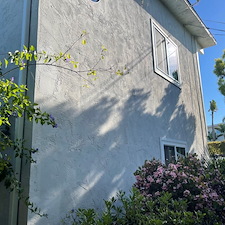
[0,1,25,224]
[27,0,208,224]
[0,0,25,82]
[0,1,24,54]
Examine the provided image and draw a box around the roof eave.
[160,0,216,49]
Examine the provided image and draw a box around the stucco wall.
[28,0,208,224]
[0,1,24,55]
[0,1,27,224]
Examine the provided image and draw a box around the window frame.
[160,138,186,164]
[151,20,181,87]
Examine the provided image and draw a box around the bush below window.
[61,154,225,225]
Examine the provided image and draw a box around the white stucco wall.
[27,0,208,224]
[0,1,24,53]
[0,1,31,224]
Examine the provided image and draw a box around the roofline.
[160,0,216,49]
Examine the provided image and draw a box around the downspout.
[8,0,32,224]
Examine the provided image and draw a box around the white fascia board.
[160,0,216,49]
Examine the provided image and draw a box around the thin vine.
[0,33,126,217]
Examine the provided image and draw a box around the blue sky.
[190,0,225,126]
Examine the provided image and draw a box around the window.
[152,21,180,85]
[160,138,186,165]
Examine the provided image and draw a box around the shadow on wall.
[28,82,196,224]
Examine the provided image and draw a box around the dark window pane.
[164,145,175,165]
[176,147,185,159]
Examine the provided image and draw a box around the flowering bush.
[208,157,225,178]
[61,155,225,225]
[134,154,225,223]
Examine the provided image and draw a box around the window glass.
[152,22,180,84]
[164,145,175,165]
[176,147,185,159]
[167,41,179,81]
[164,145,185,165]
[155,29,168,74]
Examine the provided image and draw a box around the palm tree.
[209,100,217,141]
[215,123,225,139]
[207,131,214,141]
[207,131,220,141]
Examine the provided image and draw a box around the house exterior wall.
[0,1,24,57]
[0,1,29,224]
[0,0,210,225]
[25,0,209,224]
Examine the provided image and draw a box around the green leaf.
[101,45,107,51]
[87,70,97,76]
[82,40,87,45]
[44,57,49,63]
[116,70,123,76]
[4,59,8,68]
[26,53,30,60]
[34,54,38,61]
[29,45,35,51]
[17,111,23,117]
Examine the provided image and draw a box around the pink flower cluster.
[134,154,225,219]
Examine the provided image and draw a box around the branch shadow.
[28,82,196,224]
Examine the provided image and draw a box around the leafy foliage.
[209,99,217,113]
[215,123,225,138]
[134,154,225,223]
[214,50,225,96]
[207,131,221,141]
[208,140,225,156]
[0,78,56,216]
[0,29,129,220]
[61,189,207,225]
[1,39,126,87]
[61,155,225,225]
[0,44,68,216]
[0,33,126,217]
[208,100,217,141]
[208,158,225,178]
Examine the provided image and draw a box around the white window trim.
[160,137,187,164]
[151,20,181,88]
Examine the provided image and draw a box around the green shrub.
[208,158,225,178]
[134,154,225,223]
[208,141,225,156]
[61,189,208,225]
[62,155,225,225]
